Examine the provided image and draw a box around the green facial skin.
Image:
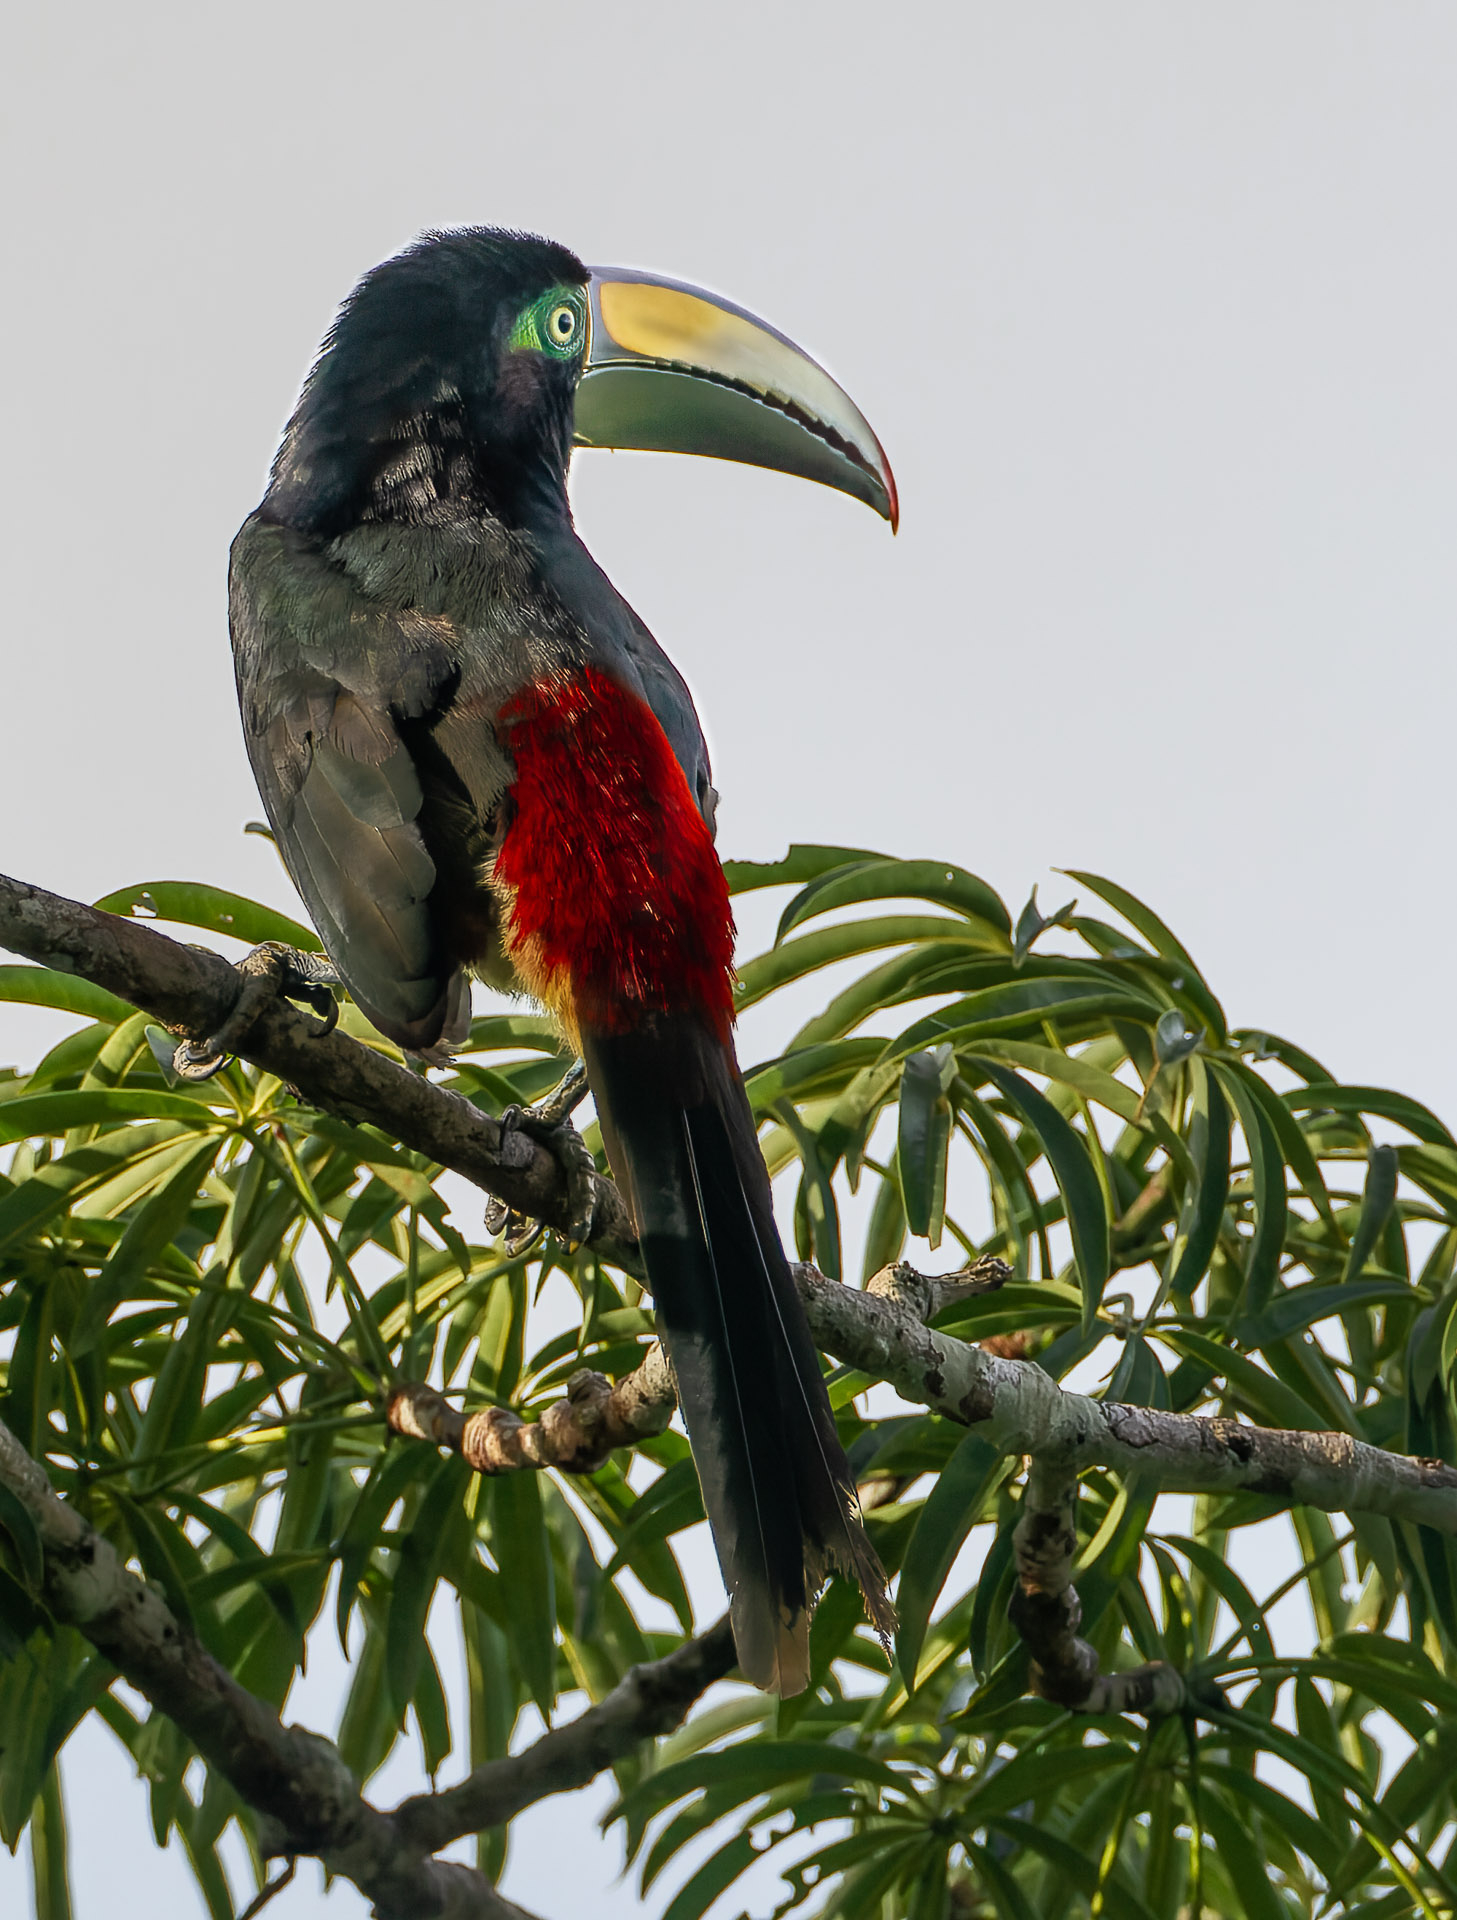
[508,286,589,360]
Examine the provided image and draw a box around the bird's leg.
[484,1059,596,1255]
[173,942,341,1082]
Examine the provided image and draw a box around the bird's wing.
[526,526,720,833]
[229,514,470,1052]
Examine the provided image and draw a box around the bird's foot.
[173,943,340,1083]
[484,1068,596,1256]
[524,1058,590,1128]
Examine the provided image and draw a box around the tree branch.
[386,1348,676,1473]
[0,1415,530,1919]
[1010,1460,1184,1714]
[794,1263,1457,1534]
[0,1413,737,1918]
[392,1618,737,1853]
[0,872,637,1263]
[381,1247,1457,1537]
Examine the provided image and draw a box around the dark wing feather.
[230,513,468,1052]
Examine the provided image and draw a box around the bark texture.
[0,873,637,1262]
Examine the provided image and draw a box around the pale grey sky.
[4,3,1457,1915]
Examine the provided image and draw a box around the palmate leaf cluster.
[2,846,1457,1918]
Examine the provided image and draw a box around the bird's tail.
[584,1015,894,1694]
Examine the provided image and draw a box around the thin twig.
[392,1618,738,1852]
[386,1346,676,1474]
[237,1858,297,1920]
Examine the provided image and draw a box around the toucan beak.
[574,269,898,530]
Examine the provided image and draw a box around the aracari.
[230,228,897,1691]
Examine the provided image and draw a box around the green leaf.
[776,1100,843,1277]
[92,880,321,951]
[412,1641,453,1779]
[462,1607,517,1880]
[1166,1062,1231,1298]
[72,1139,222,1354]
[1076,1473,1157,1628]
[1221,1059,1337,1230]
[722,844,882,895]
[0,966,132,1025]
[742,1040,884,1112]
[973,1059,1110,1325]
[971,1038,1142,1123]
[1240,1277,1410,1350]
[735,915,977,1011]
[896,1433,1001,1689]
[1199,1762,1340,1878]
[334,1447,434,1654]
[966,1841,1040,1920]
[1106,1332,1169,1410]
[1158,1327,1329,1429]
[29,1766,72,1920]
[859,1170,908,1282]
[1198,1787,1289,1920]
[1285,1083,1455,1149]
[1216,1065,1288,1318]
[612,1739,905,1839]
[105,1494,203,1640]
[661,1830,762,1920]
[1011,886,1077,968]
[1327,1630,1457,1715]
[0,1484,44,1594]
[815,1834,924,1920]
[0,1090,214,1145]
[1343,1144,1399,1284]
[897,1046,954,1245]
[490,1472,557,1719]
[1153,1006,1204,1069]
[1165,1535,1273,1661]
[336,1615,396,1784]
[892,975,1158,1062]
[776,857,1011,944]
[17,1024,112,1097]
[132,1291,231,1484]
[1059,870,1200,977]
[599,1458,701,1626]
[935,1281,1081,1343]
[964,1740,1131,1819]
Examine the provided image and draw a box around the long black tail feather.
[584,1016,893,1694]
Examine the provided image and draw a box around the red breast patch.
[493,668,735,1038]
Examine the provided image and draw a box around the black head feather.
[265,227,589,534]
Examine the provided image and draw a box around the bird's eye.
[508,290,587,360]
[546,304,579,347]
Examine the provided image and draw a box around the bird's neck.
[268,389,575,540]
[357,404,574,538]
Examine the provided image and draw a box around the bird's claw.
[485,1081,598,1255]
[482,1195,547,1259]
[173,942,341,1082]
